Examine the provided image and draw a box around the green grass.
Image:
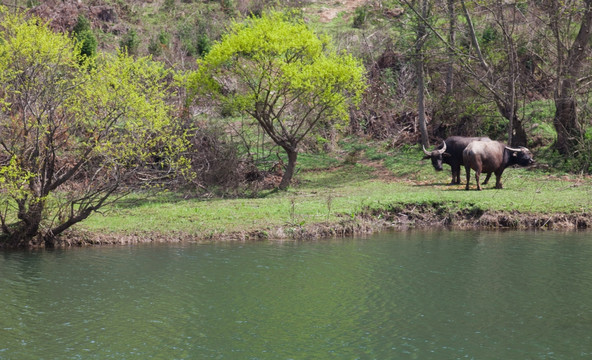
[79,142,592,237]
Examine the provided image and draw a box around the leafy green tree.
[72,14,91,34]
[72,15,97,60]
[0,8,187,247]
[190,11,366,189]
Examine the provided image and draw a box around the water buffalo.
[463,140,535,190]
[423,136,492,184]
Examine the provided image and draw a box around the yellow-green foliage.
[190,10,366,128]
[70,52,184,166]
[0,7,188,242]
[0,157,36,201]
[0,7,81,107]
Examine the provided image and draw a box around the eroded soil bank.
[47,202,592,248]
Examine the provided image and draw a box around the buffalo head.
[505,146,535,167]
[423,142,449,171]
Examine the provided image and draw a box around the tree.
[414,0,431,148]
[72,14,97,60]
[458,0,527,146]
[0,8,187,247]
[545,0,592,155]
[404,0,529,146]
[445,0,456,95]
[190,11,366,190]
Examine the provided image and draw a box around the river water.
[1,231,591,359]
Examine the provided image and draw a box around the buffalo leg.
[482,172,492,185]
[451,166,459,184]
[464,166,471,190]
[494,171,503,189]
[475,171,482,191]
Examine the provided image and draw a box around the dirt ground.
[313,0,369,22]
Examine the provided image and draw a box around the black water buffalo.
[423,136,491,184]
[463,140,534,190]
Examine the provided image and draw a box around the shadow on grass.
[298,165,377,189]
[112,193,187,209]
[412,182,456,187]
[443,186,506,192]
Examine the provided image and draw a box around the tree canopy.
[0,7,187,247]
[189,11,367,189]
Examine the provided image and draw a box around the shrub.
[148,31,171,57]
[120,29,140,55]
[76,30,97,59]
[184,120,252,191]
[73,14,92,34]
[353,5,369,29]
[196,34,212,57]
[221,0,235,15]
[73,15,97,60]
[178,20,215,57]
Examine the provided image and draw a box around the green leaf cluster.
[72,15,97,60]
[190,10,366,134]
[0,7,188,243]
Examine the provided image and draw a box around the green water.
[1,231,592,359]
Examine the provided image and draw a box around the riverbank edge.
[47,202,591,248]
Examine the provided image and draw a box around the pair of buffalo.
[422,136,534,190]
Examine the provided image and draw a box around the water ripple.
[2,232,592,358]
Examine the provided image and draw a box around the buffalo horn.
[423,145,431,156]
[505,146,527,152]
[437,141,447,155]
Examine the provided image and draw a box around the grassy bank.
[71,144,592,244]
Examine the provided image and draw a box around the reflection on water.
[1,231,592,359]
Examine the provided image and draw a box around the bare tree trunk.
[417,59,429,147]
[512,117,527,147]
[552,0,592,155]
[460,0,488,69]
[445,0,455,95]
[460,0,527,146]
[495,99,527,147]
[506,35,516,146]
[497,0,523,147]
[7,199,46,247]
[416,0,430,148]
[278,148,298,190]
[554,96,581,155]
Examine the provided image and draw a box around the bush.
[197,34,212,57]
[73,15,97,60]
[566,128,592,174]
[184,120,252,191]
[353,5,369,29]
[120,29,140,55]
[76,30,97,59]
[221,0,235,15]
[148,31,171,57]
[178,19,216,57]
[73,14,92,34]
[148,37,162,56]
